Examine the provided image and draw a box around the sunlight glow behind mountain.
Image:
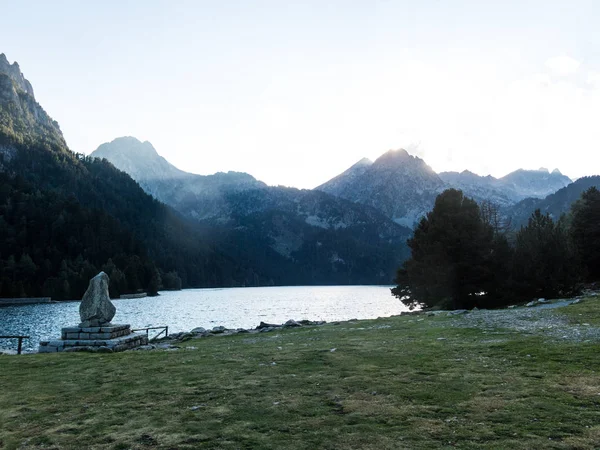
[1,1,599,188]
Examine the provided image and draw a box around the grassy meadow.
[1,297,600,449]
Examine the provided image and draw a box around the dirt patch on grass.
[555,375,600,399]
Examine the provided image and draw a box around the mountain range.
[92,137,412,284]
[93,137,578,232]
[317,150,572,227]
[0,52,597,299]
[502,175,600,227]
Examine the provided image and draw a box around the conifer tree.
[570,187,600,281]
[512,210,579,299]
[393,189,505,310]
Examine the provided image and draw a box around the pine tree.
[392,189,505,310]
[570,187,600,282]
[512,210,579,299]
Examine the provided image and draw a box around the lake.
[0,285,408,353]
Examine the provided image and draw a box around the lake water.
[0,285,407,353]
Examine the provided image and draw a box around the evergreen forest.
[393,188,600,310]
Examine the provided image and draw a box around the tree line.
[393,187,600,310]
[0,131,266,300]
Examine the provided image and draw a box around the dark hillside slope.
[209,188,411,285]
[0,58,257,299]
[504,176,600,228]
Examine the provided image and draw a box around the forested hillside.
[0,67,258,299]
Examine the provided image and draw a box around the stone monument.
[39,272,148,353]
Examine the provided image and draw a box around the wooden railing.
[0,335,30,354]
[131,326,168,342]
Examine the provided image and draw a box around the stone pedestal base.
[38,324,148,353]
[60,324,131,340]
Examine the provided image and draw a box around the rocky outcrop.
[79,272,116,327]
[0,73,19,104]
[0,53,34,99]
[0,56,66,151]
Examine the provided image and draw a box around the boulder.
[79,272,116,327]
[257,322,281,329]
[178,332,194,341]
[284,319,302,328]
[167,332,184,340]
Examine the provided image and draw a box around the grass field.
[1,297,600,449]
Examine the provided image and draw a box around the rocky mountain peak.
[351,157,373,169]
[91,137,267,211]
[372,148,410,167]
[0,53,35,99]
[92,137,187,183]
[371,148,438,177]
[102,136,160,158]
[317,148,445,228]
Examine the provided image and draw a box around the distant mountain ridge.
[95,137,580,237]
[503,176,600,228]
[438,170,514,206]
[500,168,572,199]
[318,150,572,227]
[92,137,413,284]
[439,168,571,203]
[92,137,265,210]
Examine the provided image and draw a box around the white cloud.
[545,55,581,76]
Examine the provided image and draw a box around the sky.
[1,0,600,188]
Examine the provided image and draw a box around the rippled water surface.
[0,285,407,352]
